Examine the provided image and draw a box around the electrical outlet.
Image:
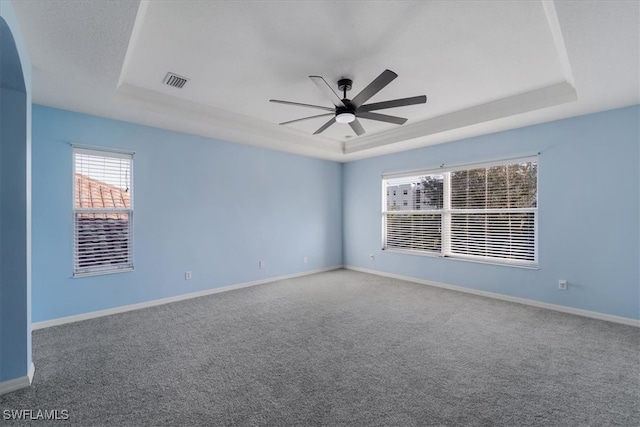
[558,279,567,290]
[369,254,374,260]
[185,271,192,280]
[303,257,308,264]
[259,261,265,269]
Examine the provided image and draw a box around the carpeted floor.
[1,269,639,426]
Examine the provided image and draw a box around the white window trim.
[382,156,538,269]
[72,146,134,277]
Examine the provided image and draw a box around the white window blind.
[382,158,538,267]
[383,174,444,253]
[73,147,133,276]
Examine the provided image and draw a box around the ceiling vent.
[163,72,189,89]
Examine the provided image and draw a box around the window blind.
[383,174,444,253]
[73,148,133,276]
[449,163,537,264]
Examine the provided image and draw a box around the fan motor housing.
[336,104,355,115]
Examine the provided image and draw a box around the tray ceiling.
[12,0,639,161]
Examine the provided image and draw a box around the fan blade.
[351,69,398,108]
[358,112,407,125]
[279,113,334,126]
[313,117,336,135]
[270,99,334,112]
[358,95,427,113]
[349,119,365,136]
[309,76,346,108]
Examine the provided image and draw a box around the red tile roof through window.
[75,173,130,209]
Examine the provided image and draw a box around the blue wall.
[31,106,343,322]
[0,0,32,383]
[344,106,639,320]
[28,104,640,323]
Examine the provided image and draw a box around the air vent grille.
[163,72,189,89]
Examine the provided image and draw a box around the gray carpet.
[1,269,639,426]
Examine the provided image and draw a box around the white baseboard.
[0,363,35,396]
[33,266,343,330]
[28,362,35,383]
[345,265,640,327]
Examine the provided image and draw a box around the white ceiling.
[11,0,640,162]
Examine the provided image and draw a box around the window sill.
[73,267,134,278]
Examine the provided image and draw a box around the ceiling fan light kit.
[336,112,356,124]
[270,69,427,137]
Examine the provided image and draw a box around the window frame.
[72,146,135,277]
[382,156,538,268]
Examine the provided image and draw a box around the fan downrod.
[337,78,353,99]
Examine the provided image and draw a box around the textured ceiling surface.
[11,0,640,161]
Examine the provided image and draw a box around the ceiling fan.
[270,69,427,136]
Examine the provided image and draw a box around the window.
[73,147,133,276]
[382,158,537,267]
